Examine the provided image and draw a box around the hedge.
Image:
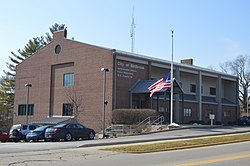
[112,109,157,125]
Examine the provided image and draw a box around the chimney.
[53,28,67,40]
[181,59,193,65]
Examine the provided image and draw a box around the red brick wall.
[14,30,114,132]
[115,59,149,109]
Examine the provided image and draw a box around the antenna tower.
[130,7,136,53]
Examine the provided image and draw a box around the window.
[62,103,73,116]
[184,108,192,117]
[67,124,76,128]
[18,104,34,116]
[210,87,216,95]
[76,124,85,129]
[22,125,27,130]
[224,111,231,119]
[190,84,196,93]
[55,44,61,54]
[29,125,36,130]
[63,73,74,87]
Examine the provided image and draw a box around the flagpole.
[170,30,174,125]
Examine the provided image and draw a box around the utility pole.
[25,83,32,124]
[101,68,109,138]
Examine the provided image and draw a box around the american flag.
[148,73,171,97]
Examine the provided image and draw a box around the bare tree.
[220,55,250,114]
[64,87,84,121]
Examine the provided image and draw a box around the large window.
[190,84,196,93]
[18,104,34,116]
[224,111,231,119]
[63,73,74,87]
[62,103,73,116]
[184,108,192,117]
[210,87,216,95]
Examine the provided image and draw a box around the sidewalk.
[81,125,250,147]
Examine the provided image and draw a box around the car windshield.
[34,126,50,131]
[29,125,36,130]
[54,124,66,128]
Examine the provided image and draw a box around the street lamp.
[25,83,32,124]
[101,68,109,138]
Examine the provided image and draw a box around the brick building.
[14,29,239,132]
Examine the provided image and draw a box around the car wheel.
[88,131,95,140]
[64,133,72,141]
[12,129,19,136]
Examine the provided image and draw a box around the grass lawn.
[102,132,250,154]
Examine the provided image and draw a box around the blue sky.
[1,0,250,77]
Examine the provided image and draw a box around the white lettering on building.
[116,61,145,79]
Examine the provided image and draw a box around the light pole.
[101,68,109,138]
[25,83,32,124]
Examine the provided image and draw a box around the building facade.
[14,29,239,132]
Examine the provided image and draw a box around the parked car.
[45,123,95,141]
[9,124,38,142]
[0,130,10,142]
[26,125,52,142]
[239,116,250,126]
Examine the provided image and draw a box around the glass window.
[210,87,216,95]
[76,124,85,128]
[63,73,74,87]
[224,111,231,119]
[62,103,73,116]
[22,125,27,130]
[184,108,192,117]
[54,124,66,128]
[67,124,76,128]
[29,125,36,130]
[18,104,34,116]
[190,84,196,93]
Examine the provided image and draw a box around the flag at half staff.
[148,73,171,97]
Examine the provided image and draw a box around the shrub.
[112,109,157,125]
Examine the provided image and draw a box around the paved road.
[1,125,250,154]
[1,136,250,166]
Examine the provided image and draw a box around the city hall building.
[14,29,239,131]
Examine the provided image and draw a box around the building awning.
[129,78,184,95]
[32,116,76,125]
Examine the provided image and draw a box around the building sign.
[117,61,145,79]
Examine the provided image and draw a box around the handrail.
[137,117,151,126]
[137,116,164,127]
[151,116,164,125]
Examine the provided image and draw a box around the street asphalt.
[1,125,250,166]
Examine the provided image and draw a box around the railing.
[137,116,164,126]
[151,116,164,125]
[104,116,165,137]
